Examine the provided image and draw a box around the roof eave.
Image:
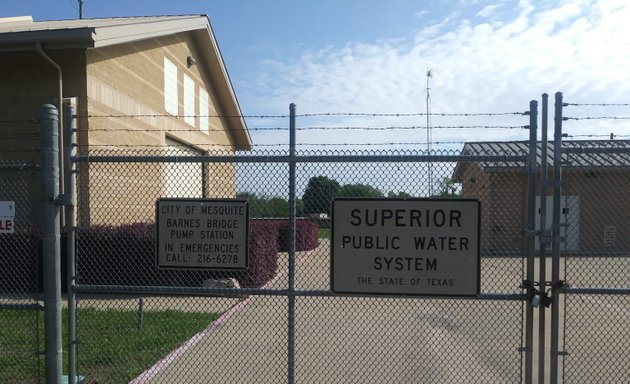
[0,28,95,51]
[91,16,210,48]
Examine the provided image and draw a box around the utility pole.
[79,0,84,19]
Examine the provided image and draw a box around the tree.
[340,183,384,198]
[387,191,413,198]
[433,177,461,198]
[302,176,341,215]
[267,197,289,218]
[237,192,290,217]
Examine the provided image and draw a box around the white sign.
[156,199,249,269]
[0,201,15,234]
[331,198,480,297]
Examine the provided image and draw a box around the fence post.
[538,93,550,384]
[40,104,63,384]
[525,99,538,384]
[64,101,78,384]
[549,91,564,384]
[287,103,297,384]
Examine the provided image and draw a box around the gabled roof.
[0,15,210,49]
[0,15,252,150]
[453,140,630,181]
[461,140,630,167]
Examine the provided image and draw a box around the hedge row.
[275,219,320,252]
[0,219,319,292]
[0,232,39,293]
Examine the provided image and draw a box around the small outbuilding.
[453,140,630,256]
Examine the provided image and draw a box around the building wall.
[0,48,87,226]
[459,163,493,252]
[85,33,235,151]
[564,169,630,254]
[460,164,529,255]
[0,33,242,227]
[488,172,528,254]
[81,33,239,225]
[0,49,86,163]
[459,164,630,255]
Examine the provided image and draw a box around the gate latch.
[521,280,541,307]
[542,280,565,307]
[521,280,564,308]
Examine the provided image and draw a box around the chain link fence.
[13,137,629,383]
[72,147,531,383]
[559,143,630,384]
[0,160,42,384]
[3,101,627,383]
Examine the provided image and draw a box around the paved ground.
[128,241,528,384]
[3,241,628,383]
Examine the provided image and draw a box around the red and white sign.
[0,201,15,234]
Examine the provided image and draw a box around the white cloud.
[476,4,501,18]
[245,0,630,150]
[414,10,429,19]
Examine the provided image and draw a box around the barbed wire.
[564,103,630,107]
[75,111,526,120]
[77,114,284,119]
[78,124,528,133]
[564,116,630,121]
[568,134,630,138]
[293,112,527,117]
[6,108,630,123]
[75,134,630,150]
[297,125,528,130]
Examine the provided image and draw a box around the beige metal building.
[453,140,630,255]
[0,15,252,225]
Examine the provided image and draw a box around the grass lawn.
[318,228,330,239]
[0,308,40,384]
[0,306,219,384]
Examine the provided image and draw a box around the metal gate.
[545,93,630,384]
[68,102,539,384]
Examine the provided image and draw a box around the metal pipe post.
[538,93,549,384]
[41,104,63,384]
[65,103,78,384]
[525,99,538,384]
[288,103,297,384]
[549,92,564,384]
[36,44,64,221]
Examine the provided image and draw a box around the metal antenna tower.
[426,68,433,195]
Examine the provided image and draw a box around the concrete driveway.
[129,240,528,384]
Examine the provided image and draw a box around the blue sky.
[3,0,630,149]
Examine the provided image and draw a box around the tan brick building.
[453,140,630,256]
[0,15,252,225]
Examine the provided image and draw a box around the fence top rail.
[72,154,528,164]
